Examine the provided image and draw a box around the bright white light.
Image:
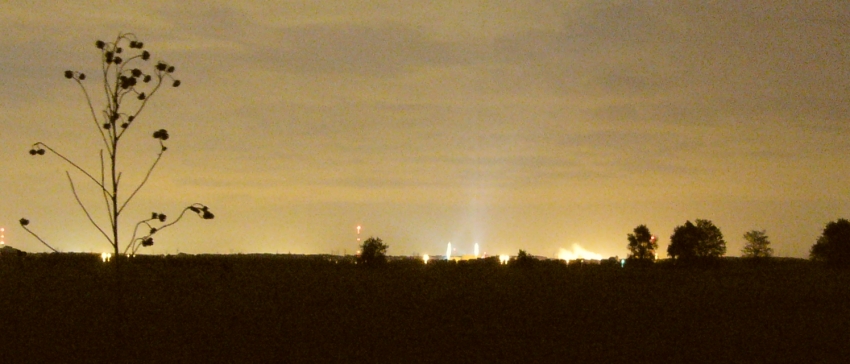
[101,252,112,262]
[558,243,603,262]
[474,243,479,258]
[423,254,430,264]
[499,255,510,264]
[446,242,451,260]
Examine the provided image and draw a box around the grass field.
[1,254,848,363]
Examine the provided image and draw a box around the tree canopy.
[358,237,389,266]
[810,219,850,266]
[668,219,726,262]
[627,224,657,261]
[742,230,773,258]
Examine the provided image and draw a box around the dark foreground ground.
[1,254,848,363]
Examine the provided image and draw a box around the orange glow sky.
[1,1,848,258]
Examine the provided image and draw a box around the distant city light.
[423,254,430,264]
[499,255,509,264]
[101,252,112,262]
[446,242,451,260]
[558,243,603,262]
[474,243,479,258]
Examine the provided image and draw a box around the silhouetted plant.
[20,32,213,259]
[358,237,388,266]
[668,219,726,262]
[511,249,536,267]
[627,224,657,262]
[810,219,850,266]
[741,230,773,259]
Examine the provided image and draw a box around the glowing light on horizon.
[101,252,112,262]
[499,255,509,264]
[558,243,604,262]
[1,227,4,245]
[474,243,479,258]
[423,254,430,264]
[446,242,451,259]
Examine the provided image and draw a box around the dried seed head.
[172,80,181,87]
[19,218,30,226]
[95,40,105,49]
[64,70,74,79]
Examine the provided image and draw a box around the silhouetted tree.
[511,249,536,267]
[19,32,213,259]
[627,224,657,261]
[741,230,773,258]
[358,237,388,265]
[810,219,850,266]
[668,219,726,262]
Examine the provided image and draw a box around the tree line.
[628,218,850,266]
[357,218,850,267]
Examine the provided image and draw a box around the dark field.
[1,254,848,363]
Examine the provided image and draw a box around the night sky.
[1,1,848,258]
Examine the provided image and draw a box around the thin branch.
[116,75,164,141]
[125,204,208,253]
[124,218,155,255]
[34,142,111,197]
[66,171,113,245]
[73,79,110,152]
[150,206,195,233]
[20,224,59,253]
[99,150,115,229]
[118,143,164,214]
